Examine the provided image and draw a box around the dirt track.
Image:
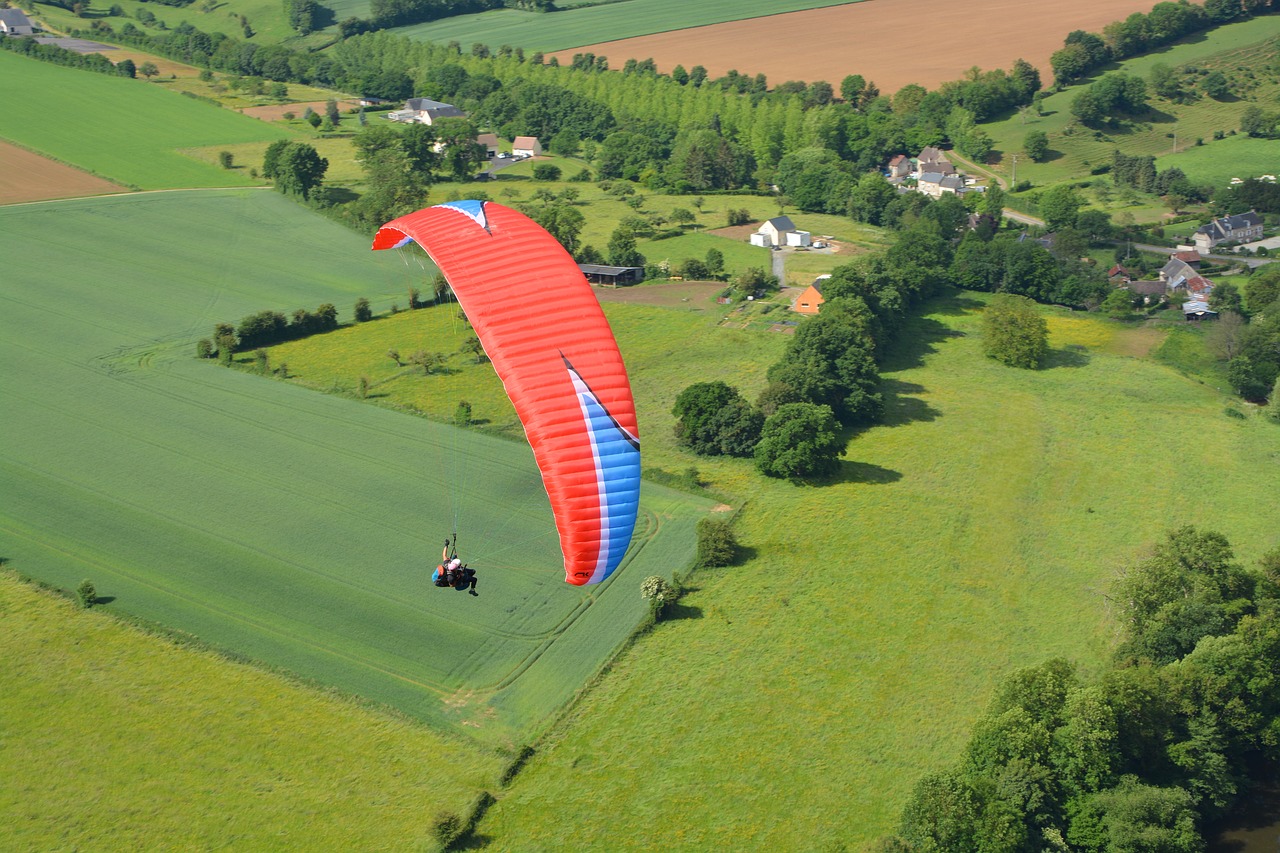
[0,140,124,205]
[552,0,1159,93]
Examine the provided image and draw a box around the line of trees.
[200,302,339,357]
[885,527,1280,853]
[671,221,954,480]
[1209,265,1280,404]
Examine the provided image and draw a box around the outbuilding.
[578,263,644,287]
[512,136,542,157]
[793,274,830,315]
[0,8,37,34]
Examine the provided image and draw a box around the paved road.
[1128,242,1275,268]
[1003,208,1045,228]
[771,246,785,285]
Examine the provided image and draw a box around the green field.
[470,298,1280,847]
[380,0,865,51]
[0,50,292,189]
[981,16,1280,194]
[0,189,713,749]
[30,0,300,45]
[0,573,507,849]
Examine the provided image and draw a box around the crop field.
[471,294,1280,847]
[368,0,864,53]
[981,17,1280,191]
[0,573,507,849]
[0,189,713,748]
[0,139,124,204]
[0,50,292,190]
[553,0,1161,96]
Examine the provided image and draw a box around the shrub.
[454,400,472,425]
[981,294,1048,369]
[196,338,214,359]
[358,376,370,398]
[695,517,737,568]
[432,811,463,847]
[253,349,269,374]
[727,208,752,226]
[354,297,372,322]
[532,164,561,181]
[76,579,96,608]
[218,150,233,169]
[640,575,675,609]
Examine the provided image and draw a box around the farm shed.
[1182,300,1218,321]
[578,264,644,286]
[387,98,465,125]
[476,133,499,159]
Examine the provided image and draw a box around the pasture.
[981,17,1280,192]
[0,189,713,749]
[377,0,863,52]
[0,50,291,190]
[471,294,1280,847]
[0,573,506,850]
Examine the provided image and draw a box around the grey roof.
[578,264,642,276]
[404,98,464,117]
[0,8,34,29]
[1196,210,1262,236]
[1161,258,1194,280]
[1128,280,1166,296]
[918,171,945,184]
[939,174,965,189]
[763,216,796,232]
[1183,300,1216,314]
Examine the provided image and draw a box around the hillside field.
[0,189,713,749]
[0,50,291,189]
[472,295,1280,847]
[981,16,1280,193]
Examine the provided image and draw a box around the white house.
[387,98,465,125]
[785,230,812,247]
[0,8,37,34]
[512,136,542,157]
[755,215,797,247]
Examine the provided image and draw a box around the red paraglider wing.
[373,201,641,585]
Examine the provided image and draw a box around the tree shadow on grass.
[665,596,706,617]
[94,595,117,605]
[879,292,978,372]
[1044,345,1091,369]
[880,378,942,427]
[831,460,903,486]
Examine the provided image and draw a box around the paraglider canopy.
[373,201,641,585]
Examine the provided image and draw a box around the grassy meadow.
[0,50,292,189]
[0,573,507,849]
[30,0,300,45]
[468,293,1280,848]
[375,0,864,51]
[981,16,1280,197]
[0,189,712,752]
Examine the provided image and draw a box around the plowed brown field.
[552,0,1159,93]
[0,140,124,205]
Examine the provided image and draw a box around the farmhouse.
[887,154,912,179]
[916,146,955,175]
[1194,211,1263,252]
[512,136,542,157]
[793,274,830,314]
[578,263,644,286]
[0,8,36,34]
[751,215,798,247]
[387,98,465,125]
